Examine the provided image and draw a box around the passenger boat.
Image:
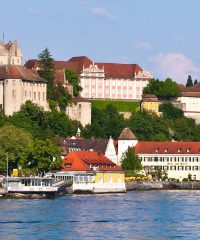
[2,177,58,198]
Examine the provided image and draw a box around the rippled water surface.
[1,191,200,239]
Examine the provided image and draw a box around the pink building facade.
[80,62,153,100]
[25,56,153,100]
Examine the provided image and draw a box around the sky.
[1,0,200,83]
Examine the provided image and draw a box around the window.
[178,148,182,152]
[186,148,191,152]
[12,90,16,97]
[65,163,71,168]
[25,91,27,98]
[164,148,168,153]
[155,148,159,153]
[43,92,45,101]
[38,92,40,101]
[109,176,112,183]
[34,92,36,100]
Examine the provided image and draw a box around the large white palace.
[0,40,48,115]
[25,56,153,101]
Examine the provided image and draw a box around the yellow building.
[141,94,160,115]
[61,151,126,193]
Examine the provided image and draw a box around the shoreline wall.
[126,181,200,191]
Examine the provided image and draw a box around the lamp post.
[6,153,8,190]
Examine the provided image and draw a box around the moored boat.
[2,177,58,198]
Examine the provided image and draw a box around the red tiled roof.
[135,141,200,154]
[24,59,40,69]
[73,96,91,103]
[61,151,123,171]
[0,65,45,82]
[54,69,65,85]
[142,94,159,102]
[178,83,200,97]
[96,62,142,79]
[57,138,109,155]
[118,128,137,140]
[24,56,152,80]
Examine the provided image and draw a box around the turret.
[117,127,138,163]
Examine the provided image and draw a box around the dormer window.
[65,163,71,168]
[178,148,182,153]
[164,148,168,153]
[186,148,191,153]
[155,148,159,153]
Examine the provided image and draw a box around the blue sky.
[1,0,200,83]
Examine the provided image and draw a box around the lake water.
[0,191,200,239]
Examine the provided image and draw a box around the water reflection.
[0,191,200,239]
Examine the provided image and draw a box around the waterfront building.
[118,128,200,181]
[135,141,200,181]
[61,151,126,193]
[0,40,23,66]
[0,65,48,115]
[57,135,118,164]
[25,56,153,101]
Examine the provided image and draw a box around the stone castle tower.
[0,40,23,66]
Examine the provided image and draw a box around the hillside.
[91,100,140,112]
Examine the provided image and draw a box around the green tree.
[20,139,62,172]
[0,124,33,170]
[82,105,125,139]
[194,79,198,85]
[38,49,72,110]
[186,75,193,87]
[143,78,180,100]
[121,147,142,172]
[8,101,50,140]
[38,48,55,88]
[172,117,200,141]
[65,69,82,96]
[46,110,78,137]
[128,110,170,141]
[48,84,72,111]
[159,103,184,120]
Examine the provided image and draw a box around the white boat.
[2,177,58,198]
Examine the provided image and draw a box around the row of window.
[12,90,46,101]
[145,165,199,171]
[154,148,191,153]
[142,157,199,162]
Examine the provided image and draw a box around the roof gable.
[62,151,122,171]
[118,128,137,140]
[0,65,45,82]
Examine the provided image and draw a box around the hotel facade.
[118,128,200,181]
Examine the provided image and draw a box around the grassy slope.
[91,100,140,112]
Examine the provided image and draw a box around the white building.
[118,128,200,180]
[117,127,138,163]
[66,96,91,127]
[0,65,48,115]
[0,40,23,66]
[135,141,200,181]
[173,84,200,123]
